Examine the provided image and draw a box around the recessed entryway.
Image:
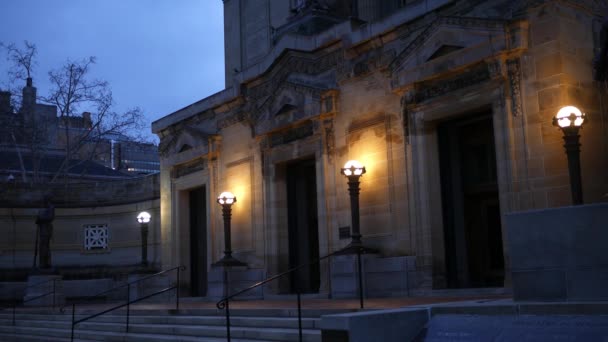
[438,112,504,288]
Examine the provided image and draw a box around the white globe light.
[137,211,151,224]
[555,106,585,128]
[342,160,365,176]
[217,191,237,205]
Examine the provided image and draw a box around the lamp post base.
[337,243,378,255]
[212,255,247,267]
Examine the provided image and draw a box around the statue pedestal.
[208,266,264,300]
[23,275,65,307]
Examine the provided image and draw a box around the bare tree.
[42,57,146,182]
[2,40,37,82]
[2,42,148,184]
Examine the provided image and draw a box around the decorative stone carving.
[217,111,247,130]
[405,62,491,105]
[507,58,523,117]
[268,120,314,147]
[171,158,206,179]
[322,117,335,161]
[390,16,507,74]
[400,95,410,144]
[246,50,341,105]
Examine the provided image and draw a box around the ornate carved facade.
[153,0,608,295]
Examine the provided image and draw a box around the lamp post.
[341,160,366,249]
[136,211,151,266]
[214,192,246,267]
[553,106,587,205]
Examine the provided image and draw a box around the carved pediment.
[427,45,465,61]
[252,77,335,136]
[390,16,522,90]
[158,124,216,157]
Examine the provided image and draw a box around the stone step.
[5,307,352,317]
[0,313,321,329]
[0,331,78,342]
[0,325,272,342]
[0,318,322,342]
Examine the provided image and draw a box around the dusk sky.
[0,1,225,141]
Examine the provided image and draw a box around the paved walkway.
[13,294,510,313]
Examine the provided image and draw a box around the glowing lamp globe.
[341,160,366,177]
[217,192,237,205]
[137,211,151,224]
[554,106,586,128]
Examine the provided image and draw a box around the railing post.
[225,299,231,342]
[297,287,303,342]
[12,300,15,326]
[52,279,56,310]
[71,303,75,342]
[176,267,180,311]
[126,283,130,333]
[357,247,364,309]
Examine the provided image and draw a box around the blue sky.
[0,1,225,140]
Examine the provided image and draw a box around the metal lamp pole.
[136,212,151,266]
[553,106,587,205]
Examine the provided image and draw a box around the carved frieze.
[403,62,491,105]
[507,58,523,117]
[171,158,206,179]
[268,120,314,147]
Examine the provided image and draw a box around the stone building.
[152,0,608,296]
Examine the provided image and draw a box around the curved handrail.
[216,247,354,309]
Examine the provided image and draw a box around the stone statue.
[35,197,55,269]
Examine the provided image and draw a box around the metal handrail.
[69,266,184,342]
[63,266,183,307]
[2,277,58,326]
[216,246,366,342]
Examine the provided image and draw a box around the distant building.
[0,78,159,183]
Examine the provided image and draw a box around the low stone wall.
[0,173,159,208]
[506,203,608,301]
[330,255,416,298]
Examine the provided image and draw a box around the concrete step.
[0,325,272,342]
[0,318,321,341]
[0,313,321,329]
[0,314,323,342]
[4,307,352,317]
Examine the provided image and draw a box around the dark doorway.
[438,113,504,288]
[286,158,320,293]
[189,186,207,296]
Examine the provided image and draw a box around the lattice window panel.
[84,224,108,250]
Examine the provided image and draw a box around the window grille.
[84,224,109,250]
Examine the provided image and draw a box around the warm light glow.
[555,106,585,128]
[137,211,151,224]
[217,191,237,205]
[342,160,366,177]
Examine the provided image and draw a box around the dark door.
[438,113,504,288]
[286,158,320,293]
[189,186,207,296]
